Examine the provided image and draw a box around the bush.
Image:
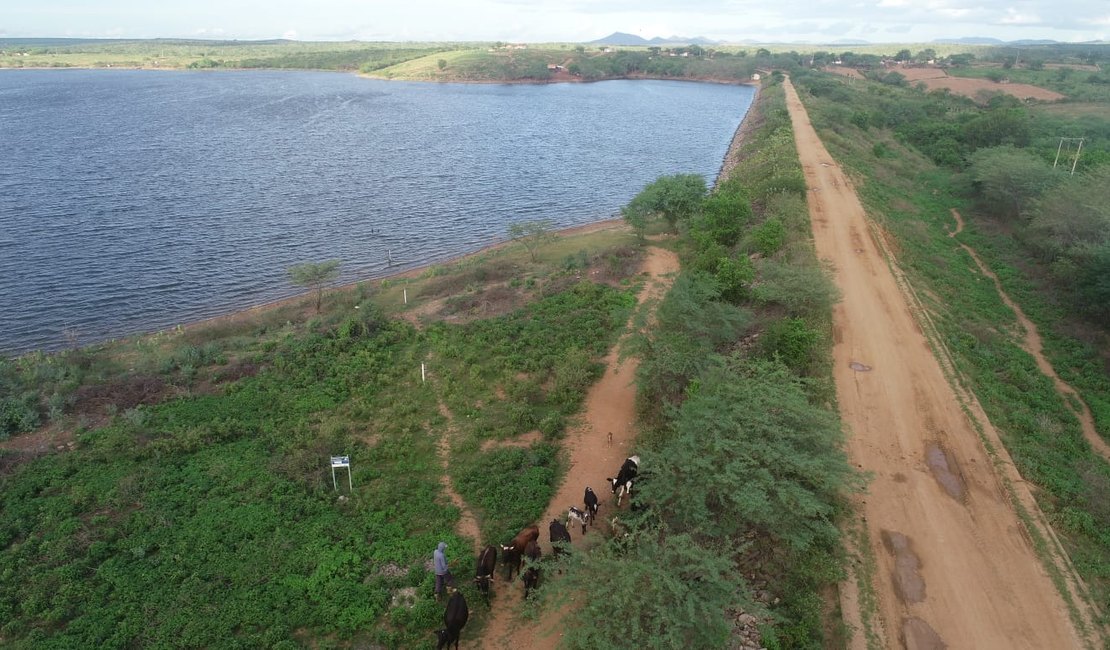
[760,318,822,374]
[751,218,786,256]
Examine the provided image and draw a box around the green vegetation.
[288,260,342,313]
[620,174,708,235]
[507,219,557,262]
[541,81,858,648]
[0,227,642,647]
[790,65,1110,628]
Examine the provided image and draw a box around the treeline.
[543,82,859,648]
[188,47,446,72]
[796,69,1110,322]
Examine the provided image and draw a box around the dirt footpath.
[782,78,1088,649]
[472,245,680,649]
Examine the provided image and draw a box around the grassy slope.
[0,228,642,648]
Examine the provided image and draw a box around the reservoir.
[0,70,754,355]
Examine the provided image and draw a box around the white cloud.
[1000,7,1042,24]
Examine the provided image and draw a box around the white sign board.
[330,455,352,491]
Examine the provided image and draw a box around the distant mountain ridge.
[588,32,719,46]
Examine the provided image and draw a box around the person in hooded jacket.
[433,541,454,600]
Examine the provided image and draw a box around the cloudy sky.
[3,0,1107,43]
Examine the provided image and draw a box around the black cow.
[549,519,571,562]
[474,545,497,601]
[606,455,639,506]
[500,525,539,580]
[583,486,599,522]
[567,506,590,535]
[521,566,540,599]
[435,590,469,650]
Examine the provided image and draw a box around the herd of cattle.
[435,455,639,649]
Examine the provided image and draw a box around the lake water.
[0,70,753,356]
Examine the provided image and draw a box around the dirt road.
[473,245,680,649]
[782,78,1088,648]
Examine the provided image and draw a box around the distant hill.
[588,32,718,46]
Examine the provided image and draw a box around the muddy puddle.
[902,617,947,649]
[925,443,966,500]
[881,530,926,604]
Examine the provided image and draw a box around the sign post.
[331,455,352,491]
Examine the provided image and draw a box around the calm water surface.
[0,69,753,355]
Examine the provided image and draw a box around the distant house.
[751,73,761,81]
[601,47,614,53]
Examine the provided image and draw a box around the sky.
[2,0,1108,44]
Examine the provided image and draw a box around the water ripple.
[0,69,753,356]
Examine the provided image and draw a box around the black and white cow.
[566,506,590,535]
[606,455,639,506]
[473,545,497,602]
[583,486,599,523]
[435,590,469,650]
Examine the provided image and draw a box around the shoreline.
[137,218,631,341]
[1,65,757,89]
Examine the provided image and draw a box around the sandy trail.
[470,245,680,650]
[947,209,1110,463]
[783,78,1087,649]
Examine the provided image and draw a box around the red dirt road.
[783,78,1089,648]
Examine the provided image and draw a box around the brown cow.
[500,525,539,580]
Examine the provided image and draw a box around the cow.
[521,565,540,599]
[500,525,539,580]
[584,486,599,523]
[523,539,541,564]
[567,506,590,535]
[549,519,572,562]
[435,590,469,650]
[606,455,640,507]
[473,545,497,602]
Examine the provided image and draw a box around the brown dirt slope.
[473,245,680,650]
[782,77,1090,649]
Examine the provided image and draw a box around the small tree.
[507,219,557,262]
[437,59,447,70]
[288,260,341,313]
[621,174,707,235]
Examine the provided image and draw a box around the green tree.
[436,58,447,70]
[894,49,912,62]
[507,219,557,262]
[621,174,707,234]
[968,146,1059,219]
[642,358,858,550]
[287,259,341,313]
[544,532,745,649]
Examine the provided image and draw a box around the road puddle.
[849,361,872,371]
[881,530,926,604]
[902,617,947,649]
[925,443,966,500]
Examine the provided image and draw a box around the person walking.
[433,541,453,600]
